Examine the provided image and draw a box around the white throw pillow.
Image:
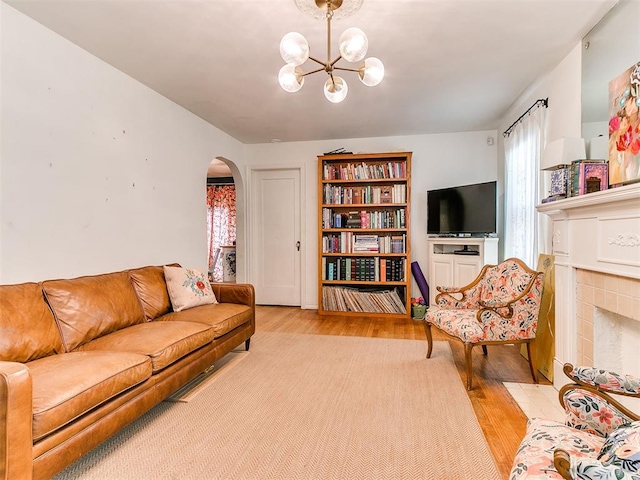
[163,266,218,312]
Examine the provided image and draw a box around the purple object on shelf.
[411,261,429,304]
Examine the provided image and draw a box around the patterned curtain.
[206,185,236,282]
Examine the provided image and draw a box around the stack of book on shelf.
[391,184,406,203]
[322,257,406,282]
[322,233,407,254]
[357,209,405,229]
[353,235,379,253]
[386,234,406,254]
[346,211,361,228]
[569,159,608,196]
[323,161,407,181]
[322,208,347,228]
[542,159,609,203]
[322,208,407,230]
[322,185,407,205]
[322,286,406,314]
[323,232,353,253]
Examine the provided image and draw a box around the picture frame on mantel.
[608,60,640,186]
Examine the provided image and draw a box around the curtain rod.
[502,98,548,138]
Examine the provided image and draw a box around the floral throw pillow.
[163,266,218,312]
[597,421,640,472]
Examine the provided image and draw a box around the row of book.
[322,257,406,282]
[322,208,406,229]
[323,184,406,205]
[323,161,407,181]
[544,159,608,203]
[322,233,407,254]
[322,286,406,314]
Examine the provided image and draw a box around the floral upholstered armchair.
[424,257,544,389]
[510,363,640,480]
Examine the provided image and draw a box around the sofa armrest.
[0,361,33,480]
[210,283,255,308]
[564,364,640,397]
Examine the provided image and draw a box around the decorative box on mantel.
[570,159,608,196]
[550,167,569,196]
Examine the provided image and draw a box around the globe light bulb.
[358,57,384,87]
[338,27,368,63]
[279,32,310,66]
[324,76,348,103]
[278,64,304,93]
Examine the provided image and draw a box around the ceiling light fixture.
[278,0,384,103]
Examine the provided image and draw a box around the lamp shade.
[358,57,384,86]
[324,76,348,103]
[280,32,310,66]
[278,65,304,93]
[588,135,608,160]
[540,137,586,171]
[339,27,368,63]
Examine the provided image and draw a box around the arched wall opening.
[205,156,246,283]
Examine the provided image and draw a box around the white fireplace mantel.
[538,182,640,280]
[537,182,640,387]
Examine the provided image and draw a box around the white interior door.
[250,168,301,306]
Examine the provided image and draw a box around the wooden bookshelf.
[318,152,412,317]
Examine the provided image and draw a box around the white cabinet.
[426,237,499,305]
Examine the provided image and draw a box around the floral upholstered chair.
[510,363,640,480]
[424,257,544,390]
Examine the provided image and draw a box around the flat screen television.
[427,181,497,235]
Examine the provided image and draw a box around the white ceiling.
[5,0,617,145]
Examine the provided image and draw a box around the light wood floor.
[255,305,548,479]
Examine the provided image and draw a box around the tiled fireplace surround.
[538,183,640,391]
[575,269,640,368]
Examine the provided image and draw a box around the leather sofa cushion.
[128,265,174,320]
[43,271,146,351]
[76,321,215,372]
[0,282,63,362]
[28,351,152,441]
[157,303,252,338]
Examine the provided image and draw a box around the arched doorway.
[206,157,240,283]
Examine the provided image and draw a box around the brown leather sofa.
[0,264,255,480]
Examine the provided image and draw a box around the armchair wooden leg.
[464,343,474,390]
[526,340,539,384]
[424,321,433,359]
[554,449,573,480]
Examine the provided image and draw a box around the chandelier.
[278,0,385,103]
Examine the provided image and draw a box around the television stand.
[427,237,499,305]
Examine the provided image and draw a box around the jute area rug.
[55,332,500,479]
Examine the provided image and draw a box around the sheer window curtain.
[503,107,546,268]
[206,185,236,282]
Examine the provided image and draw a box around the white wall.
[245,133,497,309]
[497,43,583,257]
[1,4,498,311]
[0,4,244,284]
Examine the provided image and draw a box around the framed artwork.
[608,60,640,186]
